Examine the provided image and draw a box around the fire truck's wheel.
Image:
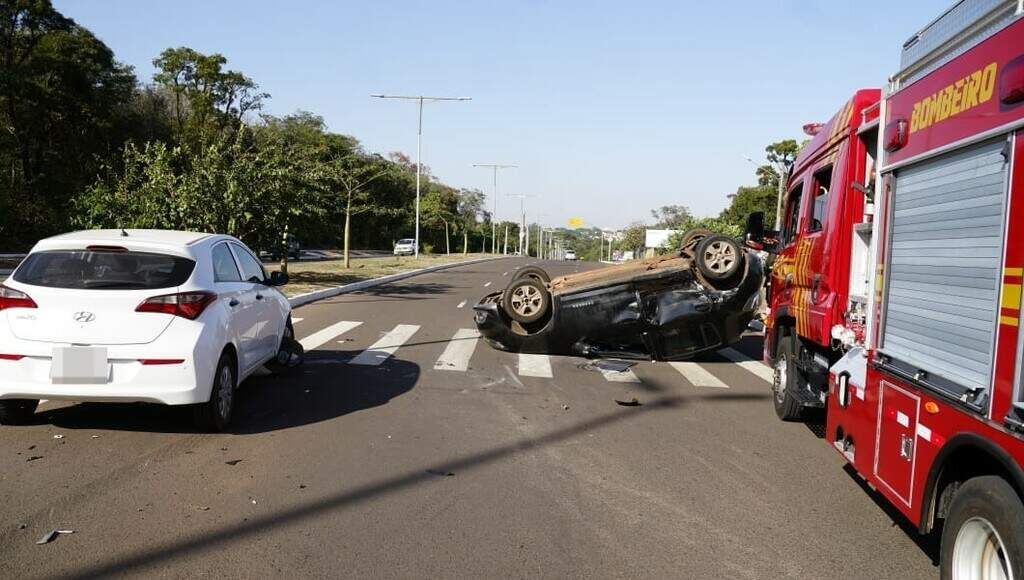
[502,278,551,325]
[695,235,744,281]
[772,333,803,422]
[941,475,1024,580]
[511,266,551,284]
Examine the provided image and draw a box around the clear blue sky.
[58,0,949,230]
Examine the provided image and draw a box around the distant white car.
[0,230,293,431]
[394,238,417,256]
[564,250,577,261]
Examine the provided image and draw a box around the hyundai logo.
[73,311,96,323]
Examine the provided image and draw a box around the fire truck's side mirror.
[744,211,765,241]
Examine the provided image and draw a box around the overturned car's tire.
[511,266,551,284]
[679,228,713,255]
[695,235,744,281]
[502,278,551,325]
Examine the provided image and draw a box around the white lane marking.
[484,281,492,288]
[434,329,480,372]
[457,300,467,309]
[299,321,362,351]
[518,353,553,378]
[350,324,420,366]
[718,348,773,383]
[600,368,641,383]
[669,362,729,389]
[291,317,304,324]
[39,399,49,405]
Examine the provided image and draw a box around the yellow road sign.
[568,217,584,229]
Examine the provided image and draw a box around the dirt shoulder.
[280,253,492,298]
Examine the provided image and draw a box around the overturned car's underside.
[473,232,764,361]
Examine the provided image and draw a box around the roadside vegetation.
[1,1,791,266]
[0,1,513,265]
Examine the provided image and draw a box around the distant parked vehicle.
[393,238,417,256]
[265,234,301,261]
[564,249,577,261]
[0,229,296,431]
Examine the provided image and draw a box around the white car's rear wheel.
[194,352,236,432]
[0,399,39,426]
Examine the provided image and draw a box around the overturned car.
[473,230,764,361]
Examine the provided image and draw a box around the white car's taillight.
[136,291,216,320]
[0,285,37,311]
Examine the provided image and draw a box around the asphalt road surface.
[0,258,937,579]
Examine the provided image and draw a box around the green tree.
[0,0,138,245]
[421,186,459,254]
[619,223,647,255]
[152,47,267,144]
[650,204,693,229]
[456,188,485,255]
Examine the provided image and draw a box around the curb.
[288,256,507,309]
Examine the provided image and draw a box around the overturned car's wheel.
[512,266,551,284]
[502,278,551,324]
[679,228,713,255]
[696,235,744,281]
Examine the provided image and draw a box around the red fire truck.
[757,1,1024,576]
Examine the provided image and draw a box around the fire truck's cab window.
[810,166,832,232]
[782,182,803,245]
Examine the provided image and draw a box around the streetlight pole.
[507,193,534,256]
[371,94,471,259]
[472,163,517,254]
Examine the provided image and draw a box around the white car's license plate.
[50,347,109,384]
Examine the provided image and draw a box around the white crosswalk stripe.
[670,362,729,388]
[299,321,362,351]
[518,353,553,378]
[350,324,421,366]
[434,329,480,372]
[718,348,773,383]
[600,368,641,383]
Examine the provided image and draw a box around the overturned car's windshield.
[13,250,195,290]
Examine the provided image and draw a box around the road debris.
[562,404,570,411]
[426,469,454,477]
[26,456,43,462]
[36,529,74,545]
[52,434,64,440]
[249,497,258,505]
[615,398,641,407]
[299,484,307,489]
[17,523,26,530]
[91,435,100,439]
[225,459,243,466]
[197,506,211,512]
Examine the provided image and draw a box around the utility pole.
[503,223,509,255]
[472,163,518,253]
[371,94,471,259]
[507,194,534,257]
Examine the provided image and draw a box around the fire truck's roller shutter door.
[881,137,1008,392]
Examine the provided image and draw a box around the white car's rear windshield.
[398,239,415,244]
[13,250,195,290]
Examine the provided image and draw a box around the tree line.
[0,1,512,264]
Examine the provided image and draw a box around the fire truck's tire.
[502,278,551,325]
[695,235,744,281]
[511,266,551,284]
[772,333,804,422]
[940,475,1024,580]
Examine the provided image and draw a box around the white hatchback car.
[0,230,293,431]
[393,238,417,256]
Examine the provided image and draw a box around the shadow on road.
[62,396,686,580]
[38,352,420,435]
